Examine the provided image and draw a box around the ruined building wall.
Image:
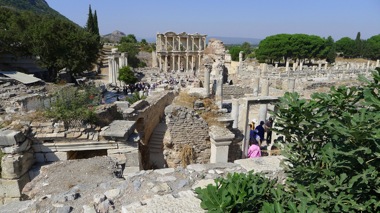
[163,105,210,168]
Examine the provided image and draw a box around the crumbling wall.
[163,105,210,167]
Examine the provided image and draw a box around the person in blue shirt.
[255,121,265,146]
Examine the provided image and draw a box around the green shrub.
[118,66,137,84]
[126,92,146,105]
[195,172,277,212]
[45,85,100,128]
[196,69,380,212]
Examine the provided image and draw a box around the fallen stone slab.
[0,130,25,146]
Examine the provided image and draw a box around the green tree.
[272,69,380,212]
[126,92,146,104]
[45,85,100,128]
[325,36,336,64]
[85,5,95,34]
[228,45,242,61]
[355,31,363,57]
[365,34,380,60]
[336,37,356,58]
[118,66,137,84]
[93,10,99,37]
[120,34,138,44]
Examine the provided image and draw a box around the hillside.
[0,0,65,18]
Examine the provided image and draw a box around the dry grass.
[173,91,198,109]
[180,144,194,167]
[335,57,374,63]
[200,111,224,127]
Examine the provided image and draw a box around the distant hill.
[102,30,126,43]
[103,31,261,45]
[0,0,63,17]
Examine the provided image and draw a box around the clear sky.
[45,0,380,41]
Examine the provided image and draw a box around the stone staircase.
[149,122,167,169]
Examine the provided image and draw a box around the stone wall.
[222,85,252,99]
[163,105,210,167]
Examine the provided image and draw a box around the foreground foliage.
[45,85,100,128]
[196,69,380,212]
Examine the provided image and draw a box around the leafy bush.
[118,66,137,85]
[126,92,146,105]
[195,172,277,212]
[197,69,380,212]
[45,85,100,128]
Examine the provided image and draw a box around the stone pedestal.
[209,126,234,163]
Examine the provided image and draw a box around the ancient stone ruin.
[0,32,378,210]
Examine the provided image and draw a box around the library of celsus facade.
[154,32,207,72]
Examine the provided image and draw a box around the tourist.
[247,139,261,158]
[249,124,260,146]
[265,117,274,144]
[255,121,265,145]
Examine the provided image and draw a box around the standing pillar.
[178,56,181,72]
[275,62,278,69]
[215,76,223,109]
[204,64,212,97]
[186,54,189,72]
[253,77,260,97]
[292,61,297,71]
[285,61,289,72]
[108,56,113,84]
[318,62,322,70]
[191,55,194,71]
[376,59,380,68]
[288,78,295,92]
[239,51,243,72]
[164,56,168,72]
[324,63,328,70]
[172,55,175,71]
[366,60,370,76]
[231,98,239,129]
[159,55,162,71]
[259,78,270,123]
[299,61,303,71]
[198,54,201,71]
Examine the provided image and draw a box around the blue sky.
[45,0,380,41]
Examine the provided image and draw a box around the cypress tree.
[93,10,99,36]
[86,5,94,33]
[355,32,362,58]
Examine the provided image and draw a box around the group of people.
[247,117,274,158]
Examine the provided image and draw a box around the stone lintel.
[35,141,118,152]
[245,96,280,105]
[101,120,136,139]
[0,130,25,146]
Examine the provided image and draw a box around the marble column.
[376,59,380,68]
[172,55,175,71]
[231,99,239,129]
[324,63,328,70]
[366,60,370,76]
[204,64,212,97]
[318,62,322,70]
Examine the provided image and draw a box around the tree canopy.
[0,7,100,82]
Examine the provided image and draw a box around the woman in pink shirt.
[247,139,261,158]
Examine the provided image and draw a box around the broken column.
[204,64,212,97]
[0,129,34,205]
[209,125,234,163]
